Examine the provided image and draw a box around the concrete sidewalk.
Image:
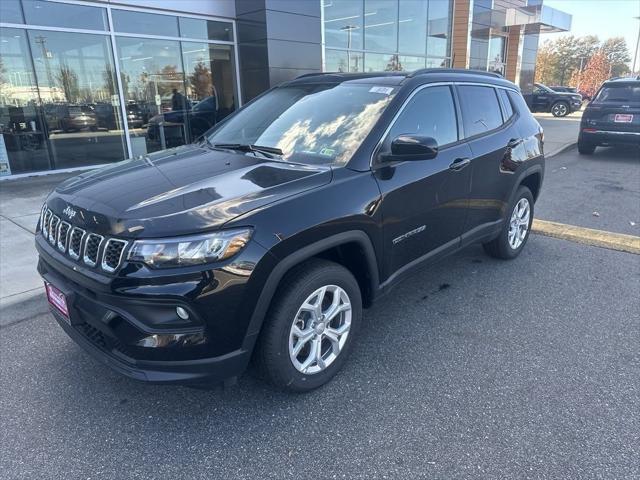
[0,172,75,324]
[534,110,582,158]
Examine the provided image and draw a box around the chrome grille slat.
[83,233,104,267]
[41,205,128,273]
[57,221,71,252]
[68,227,86,260]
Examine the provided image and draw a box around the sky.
[541,0,640,68]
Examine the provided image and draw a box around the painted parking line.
[532,219,640,255]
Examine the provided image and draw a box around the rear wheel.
[578,141,596,155]
[551,101,569,117]
[483,186,534,260]
[254,259,362,392]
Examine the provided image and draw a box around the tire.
[483,186,534,260]
[578,141,596,155]
[254,258,362,392]
[551,101,569,117]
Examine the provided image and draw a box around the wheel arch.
[242,230,379,350]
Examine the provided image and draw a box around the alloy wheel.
[288,285,352,375]
[552,103,568,116]
[508,198,530,250]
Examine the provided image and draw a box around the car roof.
[285,68,517,89]
[603,77,640,86]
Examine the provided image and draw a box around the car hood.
[47,144,332,238]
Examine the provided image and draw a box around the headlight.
[128,228,252,268]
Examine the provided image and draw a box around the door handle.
[449,157,470,171]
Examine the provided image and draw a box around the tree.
[601,37,631,77]
[576,50,611,98]
[535,41,556,84]
[188,62,212,98]
[384,54,403,72]
[56,63,79,103]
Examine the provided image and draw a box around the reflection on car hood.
[48,144,332,238]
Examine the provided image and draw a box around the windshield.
[594,84,640,103]
[206,83,396,165]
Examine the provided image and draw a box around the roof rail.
[295,72,332,79]
[407,68,503,79]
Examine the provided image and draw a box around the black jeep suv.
[530,83,583,117]
[36,69,544,392]
[578,77,640,154]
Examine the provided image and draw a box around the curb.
[545,142,577,159]
[0,289,49,329]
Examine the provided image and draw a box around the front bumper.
[36,234,273,385]
[579,129,640,146]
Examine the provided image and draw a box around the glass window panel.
[386,85,457,147]
[364,52,400,72]
[427,0,452,58]
[112,10,179,37]
[325,49,363,72]
[426,57,450,68]
[323,0,363,50]
[22,0,107,31]
[398,0,427,55]
[116,37,185,154]
[179,17,233,42]
[458,85,503,137]
[398,55,425,71]
[488,36,506,75]
[1,0,24,24]
[0,27,52,175]
[365,0,398,52]
[27,30,127,170]
[181,42,237,142]
[497,88,514,120]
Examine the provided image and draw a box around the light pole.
[633,16,640,74]
[340,25,357,72]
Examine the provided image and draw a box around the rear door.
[374,84,472,277]
[456,84,519,241]
[532,85,551,111]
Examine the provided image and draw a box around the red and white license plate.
[614,114,633,123]
[45,282,70,320]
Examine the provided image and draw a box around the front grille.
[68,227,85,260]
[57,222,71,252]
[83,233,104,267]
[40,207,128,273]
[102,239,127,273]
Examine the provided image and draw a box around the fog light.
[136,332,205,348]
[176,306,189,320]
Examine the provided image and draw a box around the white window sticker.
[369,86,394,95]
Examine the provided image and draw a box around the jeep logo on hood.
[63,205,77,220]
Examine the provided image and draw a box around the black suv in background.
[578,77,640,154]
[36,69,544,392]
[530,83,583,116]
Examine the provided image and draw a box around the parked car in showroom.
[147,95,218,147]
[36,69,544,392]
[578,77,640,154]
[530,83,583,116]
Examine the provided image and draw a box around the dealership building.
[0,0,570,178]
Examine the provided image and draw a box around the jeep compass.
[36,69,544,392]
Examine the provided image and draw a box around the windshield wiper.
[212,143,284,159]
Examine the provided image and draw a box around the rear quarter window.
[458,85,503,137]
[497,89,514,120]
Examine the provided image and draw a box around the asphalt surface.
[1,234,639,479]
[536,145,639,235]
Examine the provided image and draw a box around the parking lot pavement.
[1,234,639,480]
[534,112,581,157]
[535,145,639,236]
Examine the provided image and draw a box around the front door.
[374,85,472,278]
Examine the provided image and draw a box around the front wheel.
[551,101,569,117]
[483,186,534,260]
[254,259,362,392]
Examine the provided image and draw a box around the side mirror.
[384,134,438,162]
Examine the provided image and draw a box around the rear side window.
[497,89,514,120]
[387,85,458,147]
[508,90,532,116]
[458,85,503,137]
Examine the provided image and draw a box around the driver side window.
[385,85,458,149]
